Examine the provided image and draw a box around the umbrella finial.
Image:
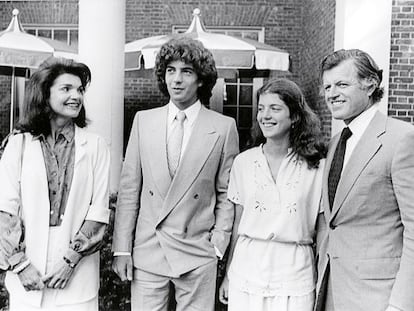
[4,8,25,33]
[186,8,207,34]
[193,8,201,16]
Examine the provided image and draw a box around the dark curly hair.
[17,57,91,136]
[249,78,327,169]
[154,36,217,106]
[320,49,384,103]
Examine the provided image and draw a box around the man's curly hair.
[155,36,218,106]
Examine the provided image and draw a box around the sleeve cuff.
[113,252,131,256]
[8,251,27,270]
[214,246,223,260]
[64,248,82,266]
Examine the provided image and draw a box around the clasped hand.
[17,258,75,291]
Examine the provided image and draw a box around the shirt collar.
[347,104,378,139]
[34,121,75,143]
[168,100,202,127]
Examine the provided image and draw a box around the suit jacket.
[0,127,110,307]
[112,104,239,277]
[315,112,414,311]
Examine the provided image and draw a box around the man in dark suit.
[112,37,239,311]
[315,49,414,311]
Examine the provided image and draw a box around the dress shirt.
[343,104,379,170]
[167,100,201,161]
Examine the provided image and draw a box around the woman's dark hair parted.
[320,49,384,103]
[154,36,218,106]
[249,78,327,169]
[17,57,91,136]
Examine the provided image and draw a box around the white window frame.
[23,24,78,46]
[172,25,265,43]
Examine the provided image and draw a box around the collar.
[33,121,75,143]
[347,104,378,139]
[167,100,202,127]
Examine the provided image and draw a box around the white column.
[78,0,125,192]
[332,0,392,136]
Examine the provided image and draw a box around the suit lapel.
[147,106,171,198]
[330,112,386,220]
[157,106,219,224]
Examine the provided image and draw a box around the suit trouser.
[131,259,217,311]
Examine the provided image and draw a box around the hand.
[42,258,75,289]
[17,263,45,291]
[112,255,133,281]
[218,275,229,305]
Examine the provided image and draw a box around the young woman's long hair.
[17,57,91,136]
[249,78,327,168]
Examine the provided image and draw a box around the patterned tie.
[328,127,352,210]
[167,110,186,177]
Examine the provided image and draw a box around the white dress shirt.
[343,104,379,170]
[167,100,201,161]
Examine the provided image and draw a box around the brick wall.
[388,0,414,124]
[300,0,336,138]
[0,0,78,138]
[1,1,412,139]
[124,0,305,137]
[0,76,11,140]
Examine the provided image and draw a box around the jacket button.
[149,190,153,196]
[194,194,199,199]
[329,223,336,230]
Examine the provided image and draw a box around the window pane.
[240,78,253,83]
[26,29,36,35]
[243,32,258,41]
[240,85,252,106]
[228,31,242,38]
[70,30,78,46]
[54,30,68,43]
[239,129,251,150]
[38,29,52,38]
[223,107,237,121]
[239,107,253,128]
[224,84,237,106]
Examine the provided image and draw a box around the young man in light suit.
[112,37,239,310]
[315,49,414,311]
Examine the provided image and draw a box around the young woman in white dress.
[219,78,327,311]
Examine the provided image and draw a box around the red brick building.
[0,0,412,147]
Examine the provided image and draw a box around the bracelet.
[12,259,31,274]
[63,256,76,269]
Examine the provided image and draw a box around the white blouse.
[228,145,324,296]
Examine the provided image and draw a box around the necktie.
[328,127,352,210]
[167,111,186,177]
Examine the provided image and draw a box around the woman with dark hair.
[219,78,326,311]
[0,57,110,310]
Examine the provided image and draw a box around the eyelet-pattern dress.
[227,145,324,311]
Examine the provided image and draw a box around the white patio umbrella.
[125,8,290,72]
[0,9,77,132]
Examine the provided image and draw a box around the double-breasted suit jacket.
[112,104,239,277]
[315,111,414,311]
